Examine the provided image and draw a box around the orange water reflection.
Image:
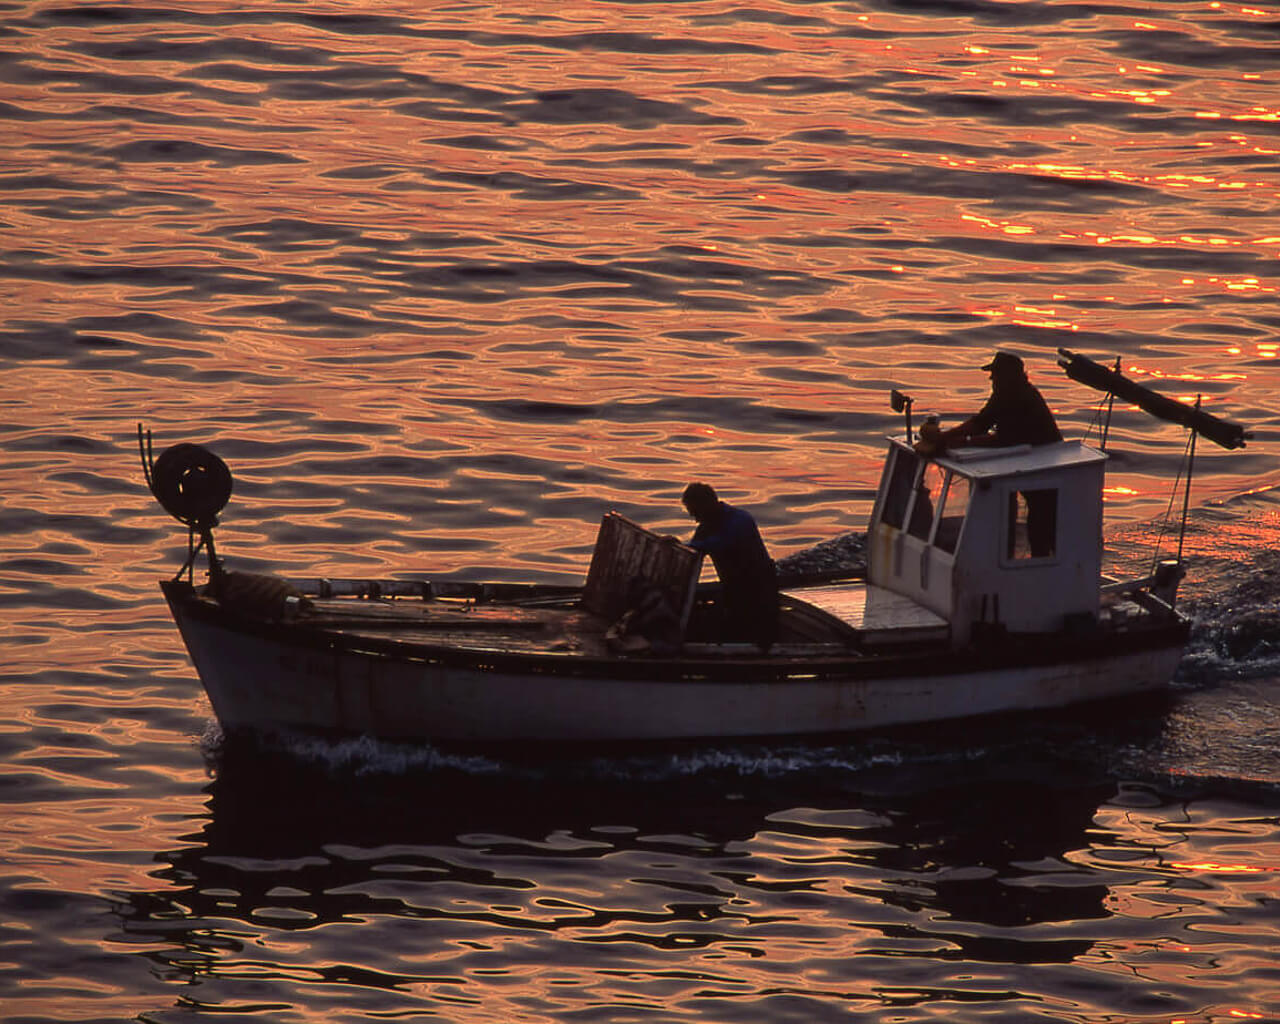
[3,5,1280,1024]
[0,3,1276,591]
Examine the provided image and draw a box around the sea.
[2,1,1279,1021]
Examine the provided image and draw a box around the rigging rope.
[1148,426,1197,576]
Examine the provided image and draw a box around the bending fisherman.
[680,482,779,650]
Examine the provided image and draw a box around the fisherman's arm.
[687,510,750,556]
[942,396,999,445]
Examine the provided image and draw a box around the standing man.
[681,482,779,650]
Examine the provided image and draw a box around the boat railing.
[1099,559,1183,616]
[284,577,581,604]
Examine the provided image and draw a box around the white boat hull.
[166,584,1185,744]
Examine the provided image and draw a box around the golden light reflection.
[1127,367,1247,384]
[959,209,1278,287]
[1168,861,1277,874]
[0,0,1274,584]
[970,304,1081,331]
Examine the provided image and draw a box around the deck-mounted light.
[890,389,914,444]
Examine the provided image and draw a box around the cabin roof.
[930,439,1105,480]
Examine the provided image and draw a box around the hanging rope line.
[1148,426,1197,576]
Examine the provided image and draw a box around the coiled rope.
[149,441,233,529]
[139,425,233,583]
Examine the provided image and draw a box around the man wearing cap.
[942,351,1062,558]
[942,350,1062,449]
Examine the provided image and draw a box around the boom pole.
[1057,348,1250,450]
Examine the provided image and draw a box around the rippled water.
[3,2,1279,1020]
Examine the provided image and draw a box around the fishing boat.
[145,350,1249,745]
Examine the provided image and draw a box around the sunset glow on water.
[2,1,1279,1020]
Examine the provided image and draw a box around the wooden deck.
[300,597,614,656]
[296,597,864,662]
[283,513,705,659]
[286,575,950,663]
[783,583,950,646]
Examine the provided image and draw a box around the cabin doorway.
[1006,489,1058,560]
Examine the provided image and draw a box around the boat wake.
[1177,547,1280,686]
[202,686,1280,805]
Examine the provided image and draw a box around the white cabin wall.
[950,461,1103,641]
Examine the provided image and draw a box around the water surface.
[2,1,1279,1020]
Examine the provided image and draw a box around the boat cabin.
[868,439,1107,643]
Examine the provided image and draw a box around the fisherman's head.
[982,350,1026,384]
[682,481,719,522]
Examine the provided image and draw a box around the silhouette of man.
[943,351,1062,449]
[681,482,778,649]
[943,352,1062,557]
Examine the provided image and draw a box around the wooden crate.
[582,512,702,628]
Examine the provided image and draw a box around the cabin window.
[934,471,970,554]
[879,448,919,529]
[1006,488,1058,560]
[908,461,945,540]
